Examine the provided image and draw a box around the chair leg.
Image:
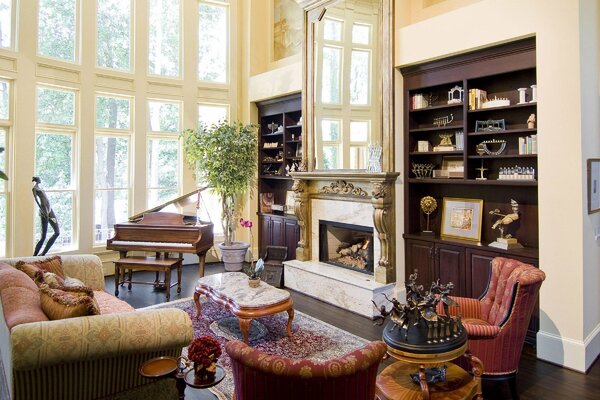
[508,375,519,400]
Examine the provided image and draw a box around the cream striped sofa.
[0,255,193,400]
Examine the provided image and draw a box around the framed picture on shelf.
[260,192,275,214]
[441,197,483,242]
[296,144,303,157]
[587,159,600,214]
[285,191,295,214]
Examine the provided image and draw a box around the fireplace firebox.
[319,220,374,274]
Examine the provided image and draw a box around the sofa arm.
[11,308,193,370]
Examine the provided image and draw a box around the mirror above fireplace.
[299,0,394,172]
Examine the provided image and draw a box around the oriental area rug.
[142,297,369,400]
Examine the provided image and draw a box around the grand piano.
[107,188,214,277]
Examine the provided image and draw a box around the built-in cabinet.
[256,94,302,261]
[401,38,539,344]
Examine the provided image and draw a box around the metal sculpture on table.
[32,177,60,256]
[373,273,467,386]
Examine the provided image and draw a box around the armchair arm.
[11,308,192,370]
[462,323,500,339]
[436,296,482,319]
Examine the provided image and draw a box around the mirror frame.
[299,0,393,173]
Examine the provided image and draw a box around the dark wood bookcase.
[401,38,539,343]
[256,93,301,260]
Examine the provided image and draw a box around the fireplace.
[319,220,374,275]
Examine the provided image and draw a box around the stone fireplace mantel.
[289,171,400,284]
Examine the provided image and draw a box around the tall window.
[315,11,375,169]
[0,0,15,49]
[198,0,228,83]
[148,0,181,77]
[96,0,132,71]
[38,0,78,62]
[198,103,228,126]
[0,79,10,257]
[94,94,131,244]
[147,100,181,208]
[35,86,77,251]
[197,103,229,235]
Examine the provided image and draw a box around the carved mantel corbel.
[290,171,399,284]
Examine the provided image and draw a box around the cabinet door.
[466,249,496,299]
[405,239,435,288]
[259,215,272,256]
[436,244,466,296]
[284,219,299,260]
[271,217,285,247]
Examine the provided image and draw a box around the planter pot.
[248,277,261,288]
[217,241,249,272]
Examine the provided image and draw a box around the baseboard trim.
[536,324,600,373]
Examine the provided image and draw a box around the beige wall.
[394,0,599,372]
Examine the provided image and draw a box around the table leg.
[286,308,295,337]
[239,318,252,344]
[418,364,430,400]
[193,291,202,320]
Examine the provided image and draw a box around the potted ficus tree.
[181,121,258,271]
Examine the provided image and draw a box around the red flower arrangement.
[188,336,222,377]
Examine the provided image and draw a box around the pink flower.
[240,218,253,228]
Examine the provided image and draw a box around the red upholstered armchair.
[442,257,545,397]
[225,339,388,400]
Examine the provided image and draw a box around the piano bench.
[114,256,182,302]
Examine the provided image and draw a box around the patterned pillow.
[34,270,66,288]
[39,284,100,320]
[16,256,66,280]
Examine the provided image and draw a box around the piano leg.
[114,263,120,296]
[197,250,208,277]
[165,267,171,301]
[177,253,183,294]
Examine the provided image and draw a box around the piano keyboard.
[109,240,194,249]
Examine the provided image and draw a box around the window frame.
[37,0,81,64]
[147,0,182,79]
[0,77,12,257]
[146,99,183,208]
[197,0,230,85]
[0,0,17,50]
[93,92,133,246]
[95,0,134,72]
[34,84,79,252]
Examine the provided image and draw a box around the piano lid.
[129,186,209,222]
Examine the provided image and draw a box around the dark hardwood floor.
[107,262,600,399]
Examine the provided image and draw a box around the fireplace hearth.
[319,220,374,275]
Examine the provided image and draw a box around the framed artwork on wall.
[587,159,600,214]
[441,197,483,242]
[273,0,303,62]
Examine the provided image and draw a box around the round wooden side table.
[376,343,483,400]
[140,356,225,400]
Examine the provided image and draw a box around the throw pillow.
[64,276,86,287]
[34,270,66,288]
[16,256,66,280]
[39,284,100,320]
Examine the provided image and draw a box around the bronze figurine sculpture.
[32,177,60,256]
